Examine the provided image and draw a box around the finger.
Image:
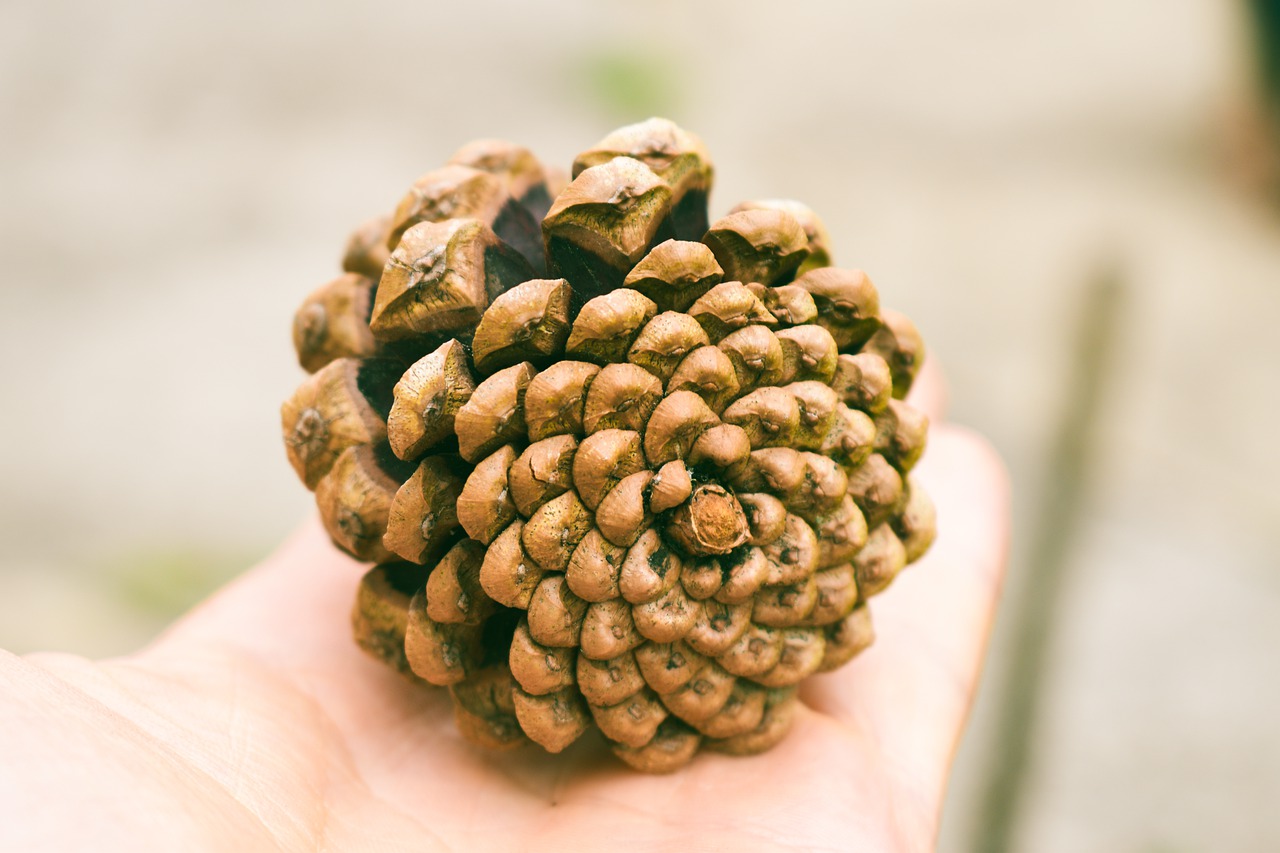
[147,517,457,738]
[907,354,948,422]
[154,517,371,669]
[799,424,1009,801]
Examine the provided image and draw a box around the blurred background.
[2,0,1278,849]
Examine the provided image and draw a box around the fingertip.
[907,357,949,423]
[918,424,1011,574]
[154,514,367,658]
[922,424,1010,498]
[272,514,350,565]
[254,513,372,605]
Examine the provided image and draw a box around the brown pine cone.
[282,118,936,772]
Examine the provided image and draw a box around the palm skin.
[0,368,1008,852]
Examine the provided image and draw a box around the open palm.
[0,373,1008,852]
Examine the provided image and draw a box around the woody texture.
[282,119,936,772]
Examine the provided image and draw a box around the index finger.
[799,422,1010,800]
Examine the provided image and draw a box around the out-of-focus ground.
[1,1,1277,849]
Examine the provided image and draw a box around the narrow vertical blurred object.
[971,265,1125,853]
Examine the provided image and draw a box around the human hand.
[0,364,1009,852]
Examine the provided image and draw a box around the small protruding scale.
[383,455,465,564]
[387,164,543,270]
[387,339,476,461]
[351,562,425,675]
[507,435,578,518]
[688,282,777,342]
[543,158,674,302]
[371,218,534,344]
[315,443,412,563]
[449,138,555,228]
[861,307,926,398]
[565,289,657,365]
[293,273,379,373]
[830,352,893,414]
[455,445,519,544]
[572,118,713,240]
[454,363,537,464]
[342,214,392,280]
[792,267,882,352]
[702,209,809,287]
[523,361,599,440]
[729,199,833,275]
[623,240,723,312]
[281,357,395,489]
[471,278,572,374]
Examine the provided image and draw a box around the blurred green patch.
[108,546,252,618]
[1249,0,1280,113]
[1244,0,1280,204]
[569,47,685,122]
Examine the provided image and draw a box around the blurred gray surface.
[1,1,1277,849]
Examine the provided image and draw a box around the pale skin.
[0,363,1010,852]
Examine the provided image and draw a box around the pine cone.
[283,119,936,772]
